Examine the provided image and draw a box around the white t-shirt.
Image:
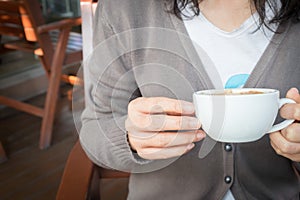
[183,3,278,200]
[183,6,276,89]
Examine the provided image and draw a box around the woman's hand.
[125,97,205,160]
[270,88,300,162]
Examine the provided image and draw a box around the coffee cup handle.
[267,98,296,133]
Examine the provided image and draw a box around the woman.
[80,0,300,199]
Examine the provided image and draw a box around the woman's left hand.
[270,87,300,162]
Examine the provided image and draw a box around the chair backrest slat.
[0,0,40,41]
[0,1,25,38]
[0,0,55,69]
[0,26,24,37]
[22,0,54,67]
[0,12,22,24]
[0,0,51,41]
[0,1,23,13]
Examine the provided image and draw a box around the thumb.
[286,87,300,104]
[280,87,300,120]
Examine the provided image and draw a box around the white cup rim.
[194,88,278,96]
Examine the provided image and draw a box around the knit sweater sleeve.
[79,2,151,172]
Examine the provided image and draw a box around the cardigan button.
[224,176,232,184]
[224,144,232,152]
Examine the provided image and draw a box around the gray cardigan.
[80,0,300,199]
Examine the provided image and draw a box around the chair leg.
[39,70,61,149]
[87,167,101,200]
[0,142,8,163]
[39,28,71,149]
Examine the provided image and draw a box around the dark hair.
[173,0,300,30]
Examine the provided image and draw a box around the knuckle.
[192,131,200,142]
[146,97,158,108]
[136,149,147,159]
[147,98,164,113]
[174,117,182,129]
[294,106,300,120]
[274,147,282,155]
[151,115,165,131]
[128,98,137,110]
[127,114,150,131]
[129,97,145,110]
[184,131,196,143]
[128,139,139,150]
[127,132,138,143]
[171,100,181,112]
[270,141,282,155]
[131,139,146,151]
[157,133,170,147]
[279,142,293,154]
[284,125,296,141]
[137,148,157,160]
[139,115,151,129]
[135,96,146,104]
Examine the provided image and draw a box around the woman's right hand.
[125,97,205,160]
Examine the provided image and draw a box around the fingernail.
[196,133,204,139]
[187,143,195,150]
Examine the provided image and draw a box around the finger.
[269,131,300,154]
[137,143,195,160]
[127,114,201,131]
[280,103,300,120]
[129,97,195,115]
[270,141,300,162]
[129,130,205,149]
[280,88,300,120]
[280,123,300,142]
[286,87,300,103]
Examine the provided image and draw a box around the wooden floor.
[0,87,79,200]
[0,86,129,200]
[0,47,128,200]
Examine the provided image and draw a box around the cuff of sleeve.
[79,115,152,172]
[108,116,152,166]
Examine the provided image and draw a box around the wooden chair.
[56,0,130,199]
[56,141,129,200]
[0,0,83,150]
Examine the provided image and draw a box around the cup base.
[209,135,264,143]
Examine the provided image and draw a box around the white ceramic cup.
[193,88,296,143]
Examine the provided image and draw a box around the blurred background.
[0,0,129,198]
[0,1,82,199]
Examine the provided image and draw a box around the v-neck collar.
[167,9,215,90]
[167,7,291,90]
[197,11,260,38]
[244,21,291,88]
